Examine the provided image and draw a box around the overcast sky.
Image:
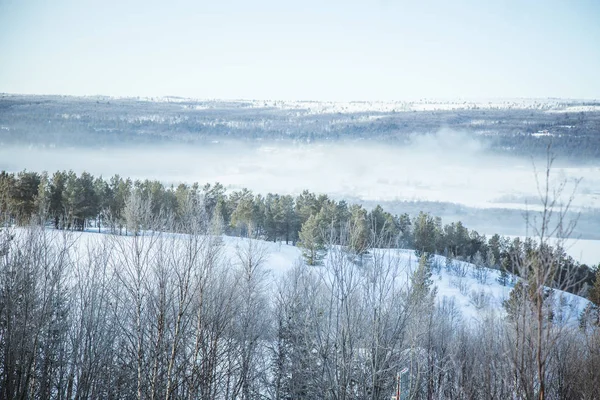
[1,0,598,101]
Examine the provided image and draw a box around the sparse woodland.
[1,160,599,399]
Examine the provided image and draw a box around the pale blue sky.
[1,0,598,100]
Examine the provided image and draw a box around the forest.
[1,168,599,399]
[2,95,600,160]
[0,169,596,292]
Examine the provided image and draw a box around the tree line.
[0,169,596,297]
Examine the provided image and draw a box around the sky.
[1,0,599,101]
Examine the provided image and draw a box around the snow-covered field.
[64,228,589,325]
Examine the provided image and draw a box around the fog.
[3,129,600,262]
[3,131,598,207]
[4,142,598,267]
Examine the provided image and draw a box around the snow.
[531,130,555,137]
[546,105,600,113]
[238,98,592,114]
[41,228,591,325]
[87,95,597,114]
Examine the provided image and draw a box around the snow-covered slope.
[72,229,589,324]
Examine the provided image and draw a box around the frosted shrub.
[452,261,468,278]
[469,289,491,310]
[450,277,469,296]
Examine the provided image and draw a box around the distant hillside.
[2,94,599,160]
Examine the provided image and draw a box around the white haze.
[2,130,598,212]
[2,130,599,263]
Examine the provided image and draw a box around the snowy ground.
[58,228,590,325]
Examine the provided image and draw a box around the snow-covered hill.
[4,225,595,399]
[72,229,589,324]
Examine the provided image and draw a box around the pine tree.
[202,182,226,217]
[298,214,325,266]
[275,195,296,245]
[49,171,67,228]
[94,176,112,232]
[589,266,600,307]
[0,172,15,220]
[12,170,41,224]
[581,267,600,327]
[410,254,436,307]
[34,172,51,224]
[368,205,399,246]
[108,175,131,234]
[503,280,553,323]
[413,212,437,257]
[229,188,255,237]
[62,171,78,229]
[347,204,369,256]
[175,183,191,223]
[503,281,530,322]
[77,172,99,229]
[263,194,278,242]
[295,190,318,227]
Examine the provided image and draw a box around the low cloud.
[0,131,596,213]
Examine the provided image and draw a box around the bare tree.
[505,145,586,400]
[110,226,161,399]
[358,245,410,400]
[0,226,74,400]
[230,238,271,400]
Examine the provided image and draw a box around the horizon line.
[1,92,598,104]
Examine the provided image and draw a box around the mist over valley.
[3,0,600,397]
[2,95,599,257]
